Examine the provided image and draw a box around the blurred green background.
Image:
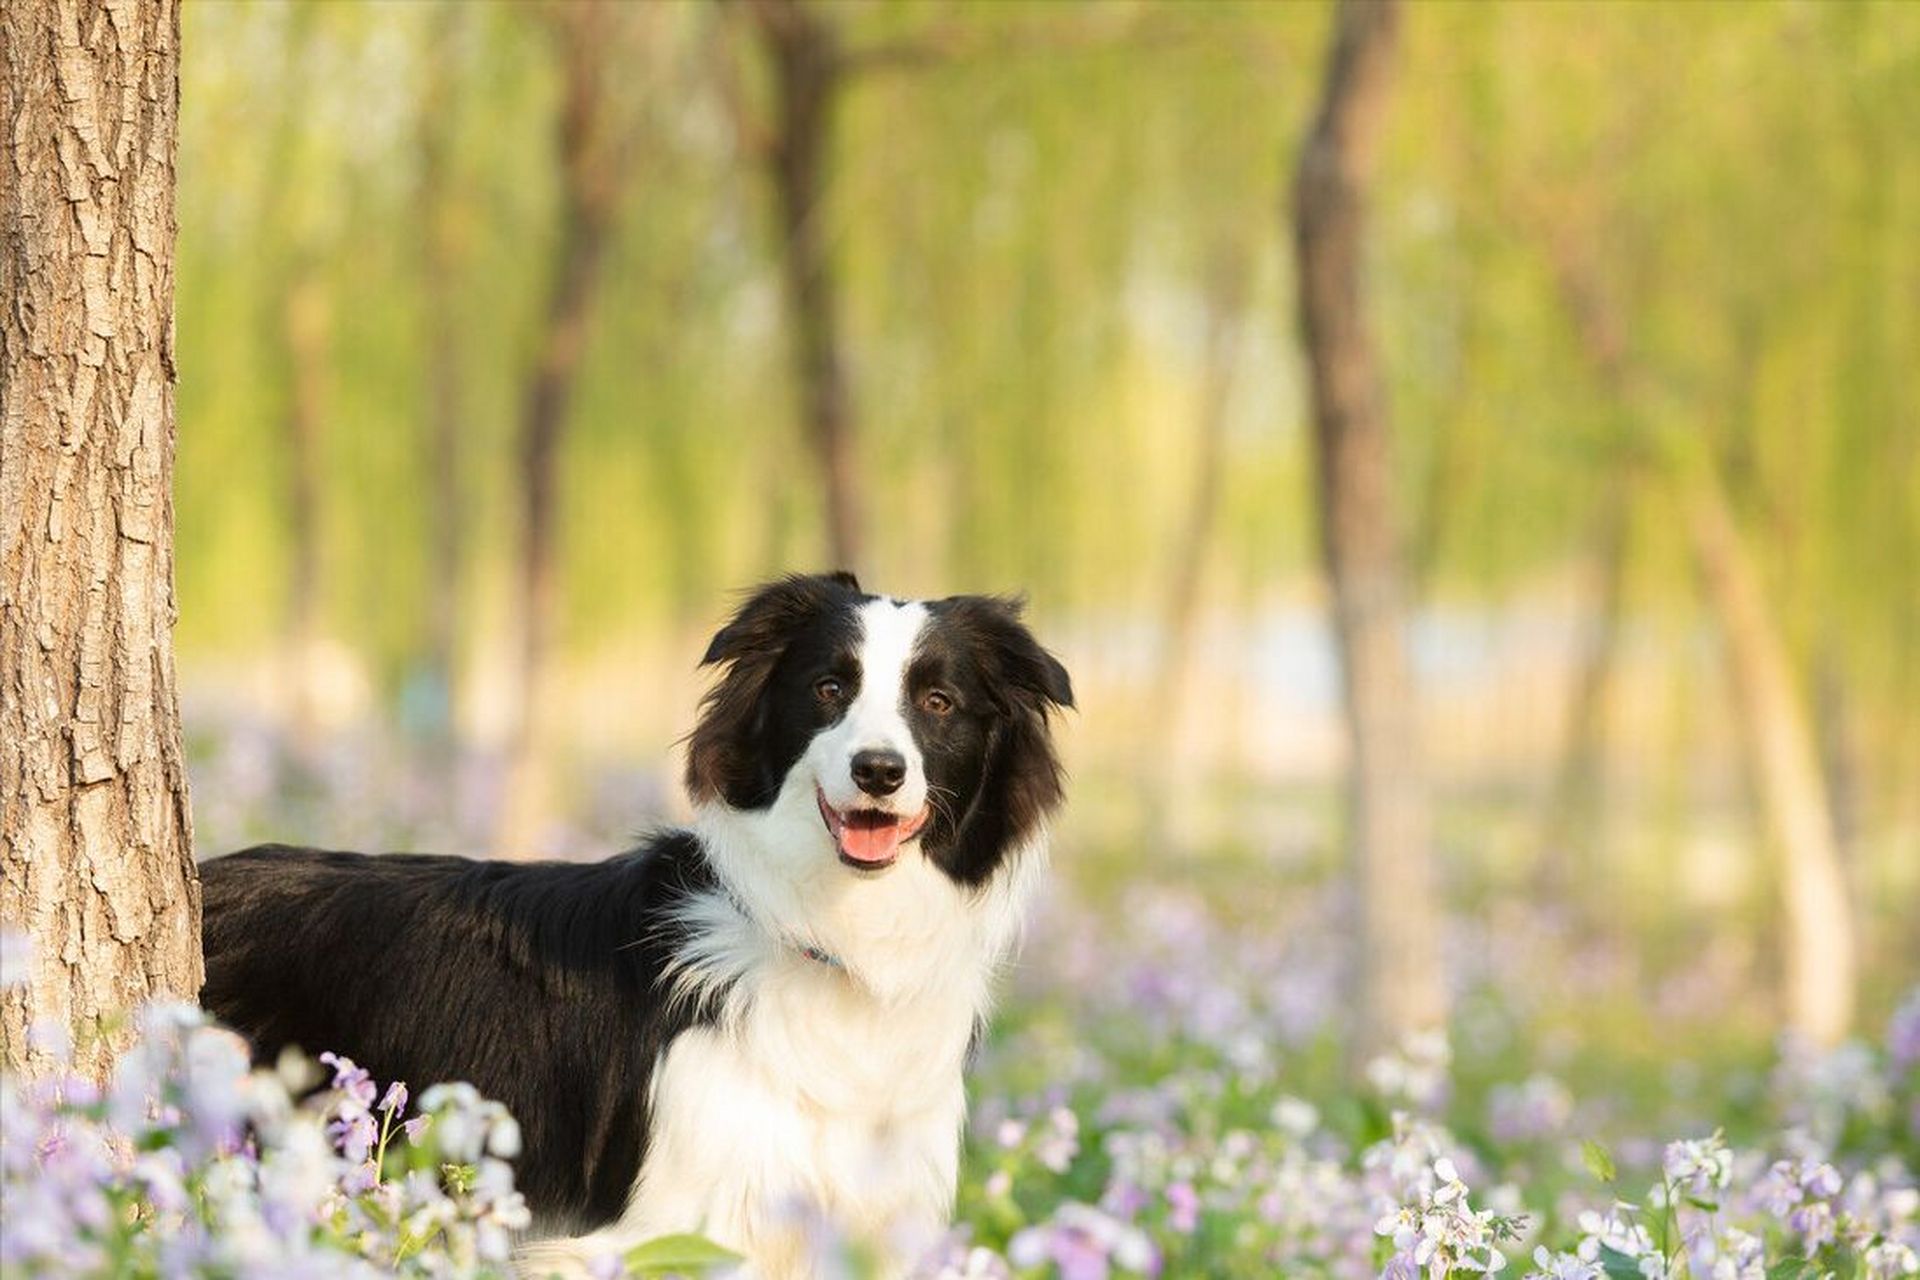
[173,1,1918,1063]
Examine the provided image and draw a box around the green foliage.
[1581,1138,1617,1186]
[172,0,1920,830]
[620,1233,743,1277]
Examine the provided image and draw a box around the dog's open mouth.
[816,788,930,870]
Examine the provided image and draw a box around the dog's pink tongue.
[840,819,903,864]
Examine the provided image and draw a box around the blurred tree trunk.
[748,0,863,573]
[1689,468,1857,1043]
[1291,0,1445,1055]
[1544,239,1858,1045]
[1,0,202,1079]
[258,4,328,759]
[418,13,464,746]
[497,0,622,854]
[1151,243,1250,846]
[279,259,329,749]
[1814,649,1861,858]
[1536,475,1631,899]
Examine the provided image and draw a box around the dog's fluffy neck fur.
[686,784,1047,1014]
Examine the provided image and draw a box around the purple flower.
[1037,1107,1081,1173]
[1888,989,1920,1072]
[1102,1178,1149,1220]
[318,1052,378,1111]
[341,1159,379,1195]
[1662,1134,1733,1198]
[1166,1180,1200,1234]
[1009,1203,1159,1279]
[328,1110,378,1164]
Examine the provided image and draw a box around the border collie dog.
[199,573,1073,1276]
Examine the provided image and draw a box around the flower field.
[4,878,1916,1279]
[947,888,1920,1279]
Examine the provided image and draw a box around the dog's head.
[686,572,1073,886]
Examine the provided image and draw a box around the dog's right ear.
[700,572,861,666]
[689,573,862,807]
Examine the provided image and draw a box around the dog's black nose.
[850,749,907,797]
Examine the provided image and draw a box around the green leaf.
[623,1233,745,1277]
[1581,1139,1618,1185]
[1765,1260,1816,1280]
[1597,1245,1645,1280]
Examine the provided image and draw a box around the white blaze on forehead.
[845,597,929,750]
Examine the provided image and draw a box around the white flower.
[1271,1095,1320,1138]
[1663,1133,1734,1196]
[1863,1240,1920,1278]
[1528,1246,1603,1280]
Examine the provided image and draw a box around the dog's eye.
[919,689,955,716]
[814,677,846,704]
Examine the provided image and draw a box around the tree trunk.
[1,0,201,1080]
[1291,0,1445,1055]
[1689,468,1857,1043]
[496,0,621,854]
[1151,243,1249,846]
[1813,648,1861,859]
[1536,474,1631,900]
[1541,233,1859,1046]
[749,0,862,574]
[419,13,463,745]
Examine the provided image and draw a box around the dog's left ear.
[925,594,1072,887]
[940,594,1074,715]
[1019,632,1074,712]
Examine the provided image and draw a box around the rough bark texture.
[1544,233,1858,1045]
[749,0,862,574]
[1,0,201,1080]
[1291,0,1445,1054]
[497,0,621,853]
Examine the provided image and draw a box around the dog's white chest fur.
[526,797,1044,1279]
[630,954,974,1274]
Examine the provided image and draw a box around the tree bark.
[497,0,622,853]
[748,0,862,574]
[1,0,201,1080]
[1541,233,1859,1045]
[1291,0,1445,1054]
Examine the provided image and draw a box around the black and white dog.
[199,573,1073,1276]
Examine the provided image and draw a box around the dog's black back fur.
[199,835,719,1228]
